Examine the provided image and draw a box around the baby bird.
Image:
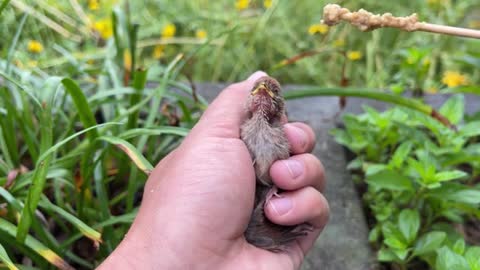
[241,76,312,252]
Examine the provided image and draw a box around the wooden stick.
[322,4,480,39]
[419,23,480,39]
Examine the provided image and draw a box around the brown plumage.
[241,76,312,252]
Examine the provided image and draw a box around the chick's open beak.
[251,83,275,98]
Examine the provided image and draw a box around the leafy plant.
[332,95,480,269]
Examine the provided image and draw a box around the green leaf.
[453,239,466,255]
[368,225,380,242]
[436,246,470,270]
[99,136,153,175]
[0,243,18,270]
[366,170,413,191]
[365,164,387,176]
[61,78,99,140]
[392,248,409,261]
[377,247,398,262]
[382,223,408,250]
[390,142,413,169]
[439,94,464,125]
[460,121,480,138]
[346,157,362,170]
[413,231,446,255]
[465,247,480,270]
[398,209,420,244]
[434,170,467,182]
[428,183,480,205]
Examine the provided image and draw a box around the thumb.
[191,71,268,138]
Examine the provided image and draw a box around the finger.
[284,122,316,154]
[191,71,267,139]
[270,154,325,192]
[264,187,329,229]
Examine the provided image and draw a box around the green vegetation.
[332,98,480,269]
[0,0,479,269]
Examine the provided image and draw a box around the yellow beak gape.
[251,83,274,98]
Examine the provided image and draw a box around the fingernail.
[269,197,293,216]
[285,124,307,149]
[247,71,268,81]
[282,159,303,179]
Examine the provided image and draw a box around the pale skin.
[98,71,329,270]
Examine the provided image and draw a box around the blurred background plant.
[1,0,480,269]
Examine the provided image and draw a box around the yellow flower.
[153,45,165,59]
[308,24,329,35]
[333,39,345,47]
[88,0,99,10]
[235,0,249,11]
[93,19,113,39]
[442,71,469,87]
[27,40,43,53]
[162,23,176,38]
[347,51,362,61]
[196,29,207,39]
[264,0,272,8]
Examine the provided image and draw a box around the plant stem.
[284,87,455,129]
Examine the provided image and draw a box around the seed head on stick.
[322,4,480,39]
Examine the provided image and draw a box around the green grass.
[0,0,479,269]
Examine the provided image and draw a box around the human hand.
[98,71,329,270]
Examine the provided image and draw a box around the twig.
[322,4,480,39]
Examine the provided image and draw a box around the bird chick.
[241,76,312,252]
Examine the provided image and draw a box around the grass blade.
[119,126,190,139]
[17,106,53,243]
[39,196,102,247]
[99,135,153,175]
[0,87,20,166]
[127,68,148,129]
[0,243,18,270]
[0,218,74,270]
[61,78,99,140]
[5,13,27,74]
[0,71,42,108]
[16,154,53,243]
[37,122,121,162]
[284,87,454,128]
